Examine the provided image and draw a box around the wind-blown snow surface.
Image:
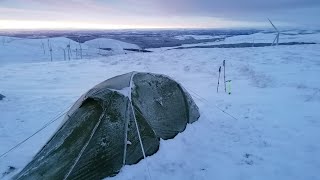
[0,39,320,179]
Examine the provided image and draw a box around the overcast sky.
[0,0,319,29]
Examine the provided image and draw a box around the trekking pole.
[217,66,221,93]
[223,60,226,93]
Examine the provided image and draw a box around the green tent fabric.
[14,72,200,180]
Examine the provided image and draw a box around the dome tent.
[14,72,200,180]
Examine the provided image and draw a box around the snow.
[84,38,140,51]
[221,32,320,44]
[0,36,139,64]
[159,31,320,50]
[174,35,221,40]
[108,87,132,98]
[1,32,320,180]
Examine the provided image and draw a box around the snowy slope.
[84,38,140,51]
[164,30,320,49]
[0,36,320,180]
[222,31,320,44]
[0,37,87,63]
[0,36,140,64]
[174,35,223,40]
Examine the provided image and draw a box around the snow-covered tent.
[14,72,200,180]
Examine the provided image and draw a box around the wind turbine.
[268,18,280,46]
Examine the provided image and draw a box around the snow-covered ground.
[0,36,140,64]
[221,31,320,44]
[174,35,225,40]
[84,38,140,50]
[156,31,320,50]
[0,33,320,180]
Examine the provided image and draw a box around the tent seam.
[122,71,135,166]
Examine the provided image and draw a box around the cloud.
[148,0,320,14]
[0,0,319,28]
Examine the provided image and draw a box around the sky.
[0,0,319,30]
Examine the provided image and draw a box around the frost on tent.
[14,72,200,180]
